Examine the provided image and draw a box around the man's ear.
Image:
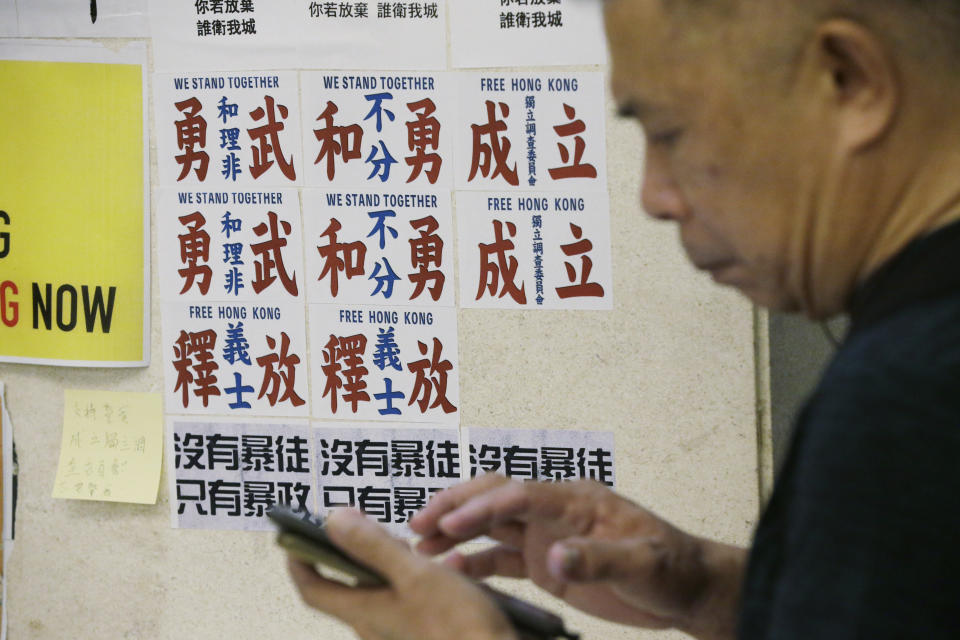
[813,18,899,150]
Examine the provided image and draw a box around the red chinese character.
[321,334,369,413]
[317,218,366,297]
[477,220,526,304]
[313,101,363,180]
[408,215,445,302]
[407,338,456,414]
[556,223,605,299]
[255,332,306,407]
[174,97,209,181]
[469,100,519,186]
[405,98,442,184]
[172,329,220,408]
[548,104,598,180]
[177,212,213,295]
[251,211,298,296]
[247,95,296,181]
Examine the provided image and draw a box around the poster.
[154,71,304,188]
[161,301,310,417]
[466,427,615,486]
[449,0,607,69]
[158,188,304,303]
[455,72,608,192]
[16,0,149,37]
[0,41,150,366]
[308,304,459,425]
[457,191,612,309]
[303,189,455,307]
[295,2,448,70]
[149,0,299,72]
[314,423,461,536]
[0,3,17,36]
[169,418,315,531]
[52,390,163,504]
[300,72,453,188]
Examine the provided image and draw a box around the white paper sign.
[457,191,612,310]
[155,71,304,187]
[0,2,18,36]
[466,427,615,486]
[295,1,448,70]
[314,423,461,536]
[169,419,315,531]
[301,71,453,188]
[150,0,299,72]
[158,188,304,303]
[308,304,459,424]
[162,301,310,417]
[456,72,608,192]
[450,0,608,69]
[17,0,148,37]
[303,189,454,307]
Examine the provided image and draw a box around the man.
[287,1,960,638]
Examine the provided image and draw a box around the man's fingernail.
[560,546,581,573]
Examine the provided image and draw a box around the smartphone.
[267,504,581,640]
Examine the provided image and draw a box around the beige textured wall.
[0,58,762,639]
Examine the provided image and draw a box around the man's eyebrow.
[616,99,656,119]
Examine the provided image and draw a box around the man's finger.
[410,473,511,537]
[437,481,593,541]
[415,521,525,557]
[286,557,386,618]
[444,546,528,580]
[547,537,660,584]
[324,508,420,585]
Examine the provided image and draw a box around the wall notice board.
[0,6,764,638]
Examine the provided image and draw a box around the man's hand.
[286,508,518,640]
[410,475,746,640]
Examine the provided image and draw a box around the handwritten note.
[53,390,162,504]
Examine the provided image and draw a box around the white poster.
[466,427,615,486]
[158,188,304,303]
[17,0,148,37]
[162,301,310,417]
[455,72,608,192]
[295,1,448,70]
[303,189,454,307]
[314,423,461,536]
[457,191,612,310]
[308,304,459,425]
[0,2,17,36]
[149,0,299,71]
[300,71,453,188]
[155,71,304,188]
[169,419,316,531]
[449,0,608,69]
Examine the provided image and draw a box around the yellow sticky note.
[0,58,147,365]
[53,390,162,504]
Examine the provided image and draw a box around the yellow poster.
[0,42,149,366]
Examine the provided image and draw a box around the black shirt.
[738,221,960,639]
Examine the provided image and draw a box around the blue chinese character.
[223,321,252,365]
[366,209,398,250]
[222,152,243,181]
[225,372,255,409]
[369,258,400,299]
[219,127,241,151]
[363,92,395,132]
[223,242,244,265]
[365,141,397,182]
[221,211,242,237]
[374,377,405,416]
[372,326,402,372]
[225,267,245,296]
[217,96,239,123]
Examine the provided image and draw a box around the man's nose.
[641,159,688,222]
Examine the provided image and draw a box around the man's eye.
[647,128,683,147]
